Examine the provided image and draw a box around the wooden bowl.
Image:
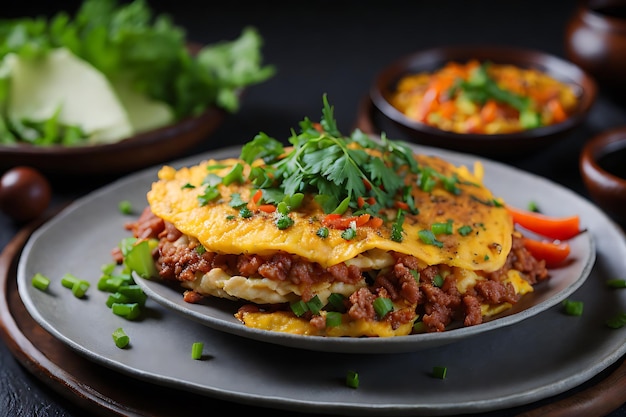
[580,126,626,227]
[369,45,597,158]
[0,105,227,177]
[565,0,626,101]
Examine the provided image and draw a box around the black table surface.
[2,1,626,416]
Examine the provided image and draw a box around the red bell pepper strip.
[506,205,580,240]
[522,237,571,268]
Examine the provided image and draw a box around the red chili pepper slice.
[522,237,571,267]
[506,205,580,240]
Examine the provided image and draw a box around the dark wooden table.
[2,1,625,416]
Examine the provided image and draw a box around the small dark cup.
[580,126,626,227]
[565,0,626,101]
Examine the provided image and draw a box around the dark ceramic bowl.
[580,126,626,227]
[0,105,227,177]
[369,45,597,158]
[565,0,626,101]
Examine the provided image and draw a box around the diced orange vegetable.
[506,205,580,240]
[480,100,498,123]
[258,204,276,213]
[547,98,568,123]
[522,237,571,267]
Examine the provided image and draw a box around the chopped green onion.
[112,302,141,320]
[325,311,342,327]
[432,274,444,287]
[191,342,204,360]
[32,273,50,291]
[373,297,393,318]
[71,280,90,298]
[606,279,626,288]
[112,327,129,349]
[431,219,453,235]
[106,292,131,308]
[432,366,448,379]
[61,273,80,289]
[412,320,426,333]
[605,312,626,329]
[101,263,116,275]
[118,284,147,306]
[124,239,158,279]
[290,300,309,317]
[345,370,359,388]
[562,299,584,316]
[327,293,347,312]
[118,200,133,214]
[457,225,473,236]
[306,295,323,315]
[418,229,444,248]
[410,269,420,282]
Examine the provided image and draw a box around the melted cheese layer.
[147,154,512,272]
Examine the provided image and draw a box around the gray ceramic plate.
[16,145,626,416]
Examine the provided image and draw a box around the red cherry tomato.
[0,166,52,222]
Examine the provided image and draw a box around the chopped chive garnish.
[418,229,444,248]
[71,280,90,298]
[327,293,347,312]
[431,219,453,235]
[112,302,141,320]
[457,225,473,236]
[118,200,133,214]
[605,312,626,329]
[432,366,448,379]
[325,311,342,327]
[106,292,131,308]
[562,299,584,316]
[181,182,195,189]
[606,279,626,288]
[373,297,393,318]
[432,274,444,287]
[191,342,204,360]
[61,273,80,289]
[290,300,309,317]
[124,239,158,279]
[118,285,147,306]
[112,327,129,349]
[306,295,323,315]
[32,273,50,291]
[412,320,426,333]
[410,269,420,282]
[346,370,359,388]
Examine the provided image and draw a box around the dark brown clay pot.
[565,0,626,100]
[580,126,626,227]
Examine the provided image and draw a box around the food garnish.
[0,0,275,146]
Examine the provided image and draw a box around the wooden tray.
[1,214,625,417]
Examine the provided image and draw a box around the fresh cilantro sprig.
[239,95,420,214]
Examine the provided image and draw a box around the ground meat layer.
[119,207,549,333]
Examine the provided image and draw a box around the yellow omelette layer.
[147,154,513,272]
